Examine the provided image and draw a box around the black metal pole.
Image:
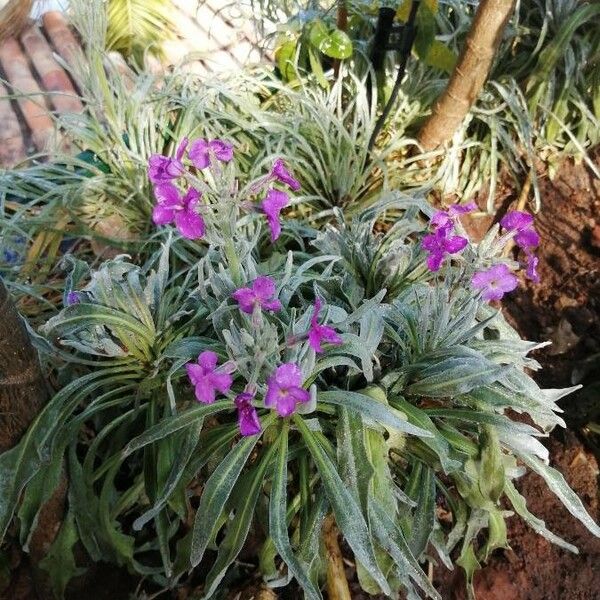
[368,1,420,152]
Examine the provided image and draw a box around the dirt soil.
[434,154,600,600]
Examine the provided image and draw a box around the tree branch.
[417,0,516,151]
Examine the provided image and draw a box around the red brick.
[41,11,80,67]
[0,81,27,167]
[0,38,55,152]
[21,26,82,115]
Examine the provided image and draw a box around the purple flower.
[261,188,289,241]
[500,210,539,250]
[500,211,533,231]
[66,291,82,305]
[422,228,468,271]
[514,228,540,250]
[525,253,540,283]
[232,276,282,314]
[308,298,342,353]
[189,139,233,169]
[148,138,188,184]
[152,184,205,240]
[471,264,519,301]
[186,351,233,404]
[500,210,540,283]
[431,202,477,231]
[271,159,301,191]
[234,392,262,436]
[265,363,310,417]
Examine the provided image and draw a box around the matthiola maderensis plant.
[2,137,599,600]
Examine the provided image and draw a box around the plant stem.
[224,238,242,287]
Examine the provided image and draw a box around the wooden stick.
[324,514,352,600]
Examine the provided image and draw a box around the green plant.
[1,134,598,600]
[105,0,177,64]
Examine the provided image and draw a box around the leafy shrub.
[2,139,598,600]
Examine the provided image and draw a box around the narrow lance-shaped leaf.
[202,441,279,598]
[319,390,431,438]
[269,422,322,600]
[190,415,273,567]
[504,480,578,553]
[517,452,600,538]
[295,415,391,596]
[369,500,441,600]
[122,401,229,457]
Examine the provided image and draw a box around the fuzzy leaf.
[319,390,431,438]
[190,430,264,567]
[295,416,391,596]
[269,424,322,600]
[517,453,600,538]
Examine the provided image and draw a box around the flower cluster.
[471,210,541,301]
[185,276,341,436]
[421,202,474,271]
[422,204,541,302]
[148,138,233,240]
[148,139,300,243]
[500,211,540,283]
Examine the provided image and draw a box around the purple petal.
[275,393,297,417]
[472,264,518,302]
[500,211,534,231]
[311,298,323,327]
[252,276,277,300]
[238,404,262,436]
[186,363,205,385]
[526,254,540,283]
[498,271,519,293]
[66,291,81,306]
[308,329,323,353]
[194,380,216,404]
[262,299,283,312]
[288,386,310,405]
[481,287,506,302]
[182,188,201,210]
[319,325,342,345]
[210,140,234,162]
[430,211,452,230]
[514,228,540,249]
[154,183,182,207]
[198,351,219,371]
[262,188,289,216]
[189,139,210,169]
[235,392,255,407]
[265,214,282,242]
[421,233,441,252]
[152,203,177,226]
[264,377,278,409]
[448,202,477,216]
[209,372,233,395]
[426,252,444,272]
[232,287,256,313]
[175,210,205,240]
[442,235,468,254]
[175,138,189,160]
[271,159,301,191]
[274,363,303,388]
[148,155,184,183]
